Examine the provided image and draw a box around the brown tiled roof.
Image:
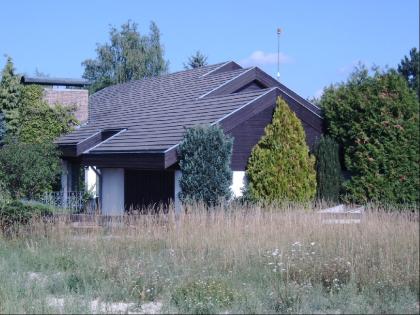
[56,61,321,154]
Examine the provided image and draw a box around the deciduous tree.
[82,21,168,93]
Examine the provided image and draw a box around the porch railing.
[39,191,98,214]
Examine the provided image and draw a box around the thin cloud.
[338,60,368,75]
[240,50,292,67]
[314,88,324,99]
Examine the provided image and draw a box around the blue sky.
[0,0,418,98]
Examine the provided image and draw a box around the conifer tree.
[246,97,316,203]
[0,56,21,137]
[0,111,6,146]
[178,124,233,207]
[321,66,419,204]
[314,135,342,202]
[184,51,208,69]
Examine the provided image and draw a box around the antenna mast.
[277,28,282,81]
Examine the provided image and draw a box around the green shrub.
[321,66,419,205]
[178,124,233,207]
[66,273,85,293]
[0,142,61,199]
[0,199,53,233]
[131,272,163,302]
[54,255,78,271]
[18,85,78,144]
[246,97,317,203]
[314,136,343,203]
[171,279,235,314]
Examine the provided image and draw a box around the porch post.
[61,160,69,207]
[101,168,125,215]
[174,170,182,215]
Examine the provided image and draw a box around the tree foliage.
[82,20,168,93]
[398,47,419,98]
[178,125,233,207]
[314,135,342,203]
[184,51,208,69]
[321,66,419,205]
[0,111,5,146]
[0,142,61,199]
[18,85,78,144]
[0,56,21,136]
[246,97,316,203]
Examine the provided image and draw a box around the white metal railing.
[40,191,97,214]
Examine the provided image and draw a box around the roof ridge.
[90,62,231,96]
[196,87,271,100]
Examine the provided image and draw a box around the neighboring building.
[55,61,323,215]
[21,76,90,122]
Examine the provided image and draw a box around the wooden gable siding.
[228,101,322,171]
[301,121,322,150]
[234,80,266,93]
[228,105,275,171]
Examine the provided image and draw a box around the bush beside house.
[246,97,317,203]
[0,142,61,200]
[178,124,233,207]
[321,67,419,205]
[0,57,76,218]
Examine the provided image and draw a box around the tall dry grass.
[0,204,419,313]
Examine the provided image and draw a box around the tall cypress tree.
[246,97,316,203]
[314,135,342,202]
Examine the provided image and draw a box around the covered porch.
[61,160,182,215]
[60,160,245,215]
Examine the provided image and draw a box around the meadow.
[0,204,418,314]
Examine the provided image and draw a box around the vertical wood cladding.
[124,170,174,211]
[228,102,322,171]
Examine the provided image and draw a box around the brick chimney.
[21,77,90,123]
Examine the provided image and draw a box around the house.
[21,76,90,122]
[55,61,323,215]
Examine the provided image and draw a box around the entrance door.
[124,170,174,212]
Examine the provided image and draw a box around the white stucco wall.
[101,168,125,215]
[230,171,246,198]
[84,167,98,197]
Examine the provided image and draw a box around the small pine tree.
[246,97,316,203]
[183,51,208,69]
[0,56,21,137]
[314,136,343,203]
[178,124,233,207]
